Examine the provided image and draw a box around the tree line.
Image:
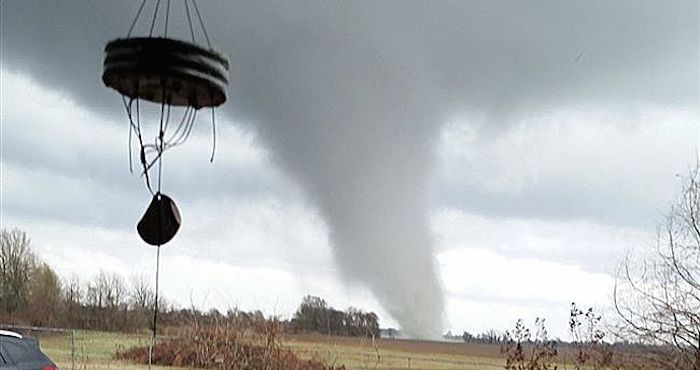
[0,229,380,339]
[289,295,380,338]
[0,228,164,331]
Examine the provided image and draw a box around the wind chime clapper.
[101,0,229,246]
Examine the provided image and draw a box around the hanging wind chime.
[101,0,229,367]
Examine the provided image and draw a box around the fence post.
[71,329,76,370]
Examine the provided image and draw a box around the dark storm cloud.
[2,0,697,337]
[2,1,696,117]
[2,1,697,220]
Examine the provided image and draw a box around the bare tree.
[64,275,83,305]
[130,274,154,329]
[614,165,700,370]
[63,274,83,326]
[27,262,62,325]
[105,273,127,311]
[0,229,37,314]
[85,272,107,309]
[130,274,154,309]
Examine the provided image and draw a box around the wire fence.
[1,324,158,370]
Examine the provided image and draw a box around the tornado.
[229,8,446,337]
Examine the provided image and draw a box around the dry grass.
[115,323,344,370]
[38,330,187,370]
[39,330,505,370]
[39,330,633,370]
[285,334,504,370]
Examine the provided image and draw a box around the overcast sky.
[1,1,698,339]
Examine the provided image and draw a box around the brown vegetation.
[568,303,616,369]
[115,314,344,370]
[501,318,558,370]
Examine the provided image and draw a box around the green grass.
[285,336,504,370]
[39,330,186,370]
[37,330,606,370]
[38,330,505,369]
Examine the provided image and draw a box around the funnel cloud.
[238,44,447,337]
[225,7,448,337]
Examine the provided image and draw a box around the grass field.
[38,330,600,370]
[286,334,504,369]
[37,330,506,369]
[38,331,187,370]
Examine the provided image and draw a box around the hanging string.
[209,93,216,162]
[138,107,194,177]
[210,107,216,162]
[126,0,148,37]
[148,244,161,370]
[128,117,133,171]
[122,96,137,173]
[135,98,141,135]
[127,0,212,45]
[135,98,155,195]
[163,100,172,134]
[163,0,171,37]
[148,0,161,37]
[121,96,150,183]
[166,108,198,148]
[192,0,212,49]
[165,107,191,144]
[148,83,169,370]
[184,0,196,43]
[157,86,167,194]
